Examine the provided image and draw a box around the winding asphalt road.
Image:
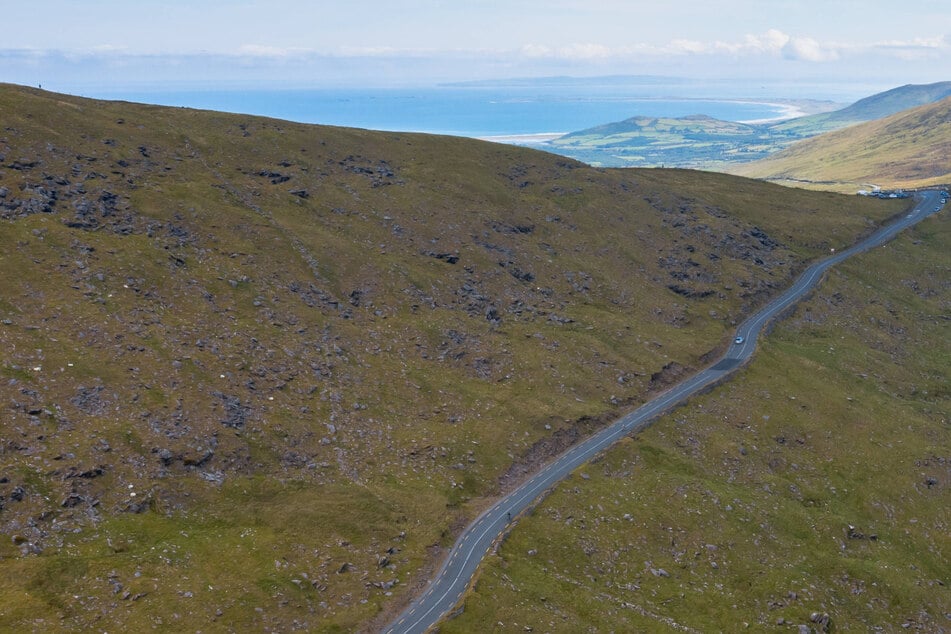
[384,190,945,634]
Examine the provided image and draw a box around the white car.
[734,336,744,345]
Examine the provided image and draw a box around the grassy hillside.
[771,80,951,137]
[732,97,951,192]
[444,205,951,633]
[0,83,905,632]
[547,82,951,170]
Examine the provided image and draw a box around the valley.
[0,83,945,633]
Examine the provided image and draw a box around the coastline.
[737,98,842,124]
[478,98,844,145]
[477,132,565,145]
[739,101,807,124]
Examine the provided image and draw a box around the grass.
[0,83,914,632]
[443,211,951,632]
[1,478,439,632]
[731,97,951,192]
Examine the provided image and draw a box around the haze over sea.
[81,80,832,139]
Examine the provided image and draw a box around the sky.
[2,1,950,96]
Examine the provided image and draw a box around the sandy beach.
[477,132,566,145]
[738,98,842,124]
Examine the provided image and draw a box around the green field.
[731,97,951,192]
[547,114,812,169]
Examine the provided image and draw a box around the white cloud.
[752,29,792,53]
[518,43,614,59]
[520,44,553,58]
[13,29,948,68]
[782,36,840,62]
[623,30,796,58]
[5,25,949,91]
[668,39,708,55]
[868,36,949,60]
[331,29,940,70]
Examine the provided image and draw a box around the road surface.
[384,190,945,634]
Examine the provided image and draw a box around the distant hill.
[547,114,777,167]
[544,81,951,169]
[731,96,951,191]
[562,114,758,139]
[770,80,951,136]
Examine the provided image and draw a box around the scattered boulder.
[6,159,39,171]
[258,170,291,184]
[61,493,85,508]
[810,611,832,632]
[424,251,459,264]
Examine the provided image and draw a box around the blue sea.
[84,84,791,138]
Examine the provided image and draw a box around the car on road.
[734,336,744,344]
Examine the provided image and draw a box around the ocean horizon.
[76,85,796,139]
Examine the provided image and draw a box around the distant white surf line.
[738,101,808,124]
[478,132,566,144]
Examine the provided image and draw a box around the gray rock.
[61,493,85,508]
[213,392,250,429]
[810,611,832,631]
[70,385,107,415]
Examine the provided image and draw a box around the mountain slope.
[834,80,951,119]
[546,81,951,169]
[0,83,904,632]
[732,96,951,191]
[445,202,951,633]
[770,80,951,137]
